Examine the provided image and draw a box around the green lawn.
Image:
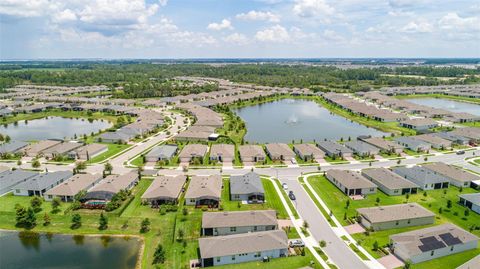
[214,250,322,269]
[86,143,131,164]
[307,175,480,233]
[299,177,337,227]
[307,175,480,263]
[409,248,480,269]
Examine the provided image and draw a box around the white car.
[282,183,288,190]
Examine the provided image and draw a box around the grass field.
[86,143,131,164]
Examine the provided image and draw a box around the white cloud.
[0,0,60,17]
[223,33,249,45]
[158,0,168,7]
[78,0,159,26]
[207,19,233,31]
[323,29,345,42]
[236,10,280,23]
[255,25,290,42]
[438,13,480,32]
[400,20,433,33]
[293,0,334,18]
[53,9,77,22]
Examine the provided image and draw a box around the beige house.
[141,175,186,205]
[359,137,404,154]
[390,223,478,264]
[202,210,278,236]
[293,144,324,161]
[74,143,108,160]
[44,173,103,202]
[185,175,222,207]
[42,142,83,159]
[326,169,377,197]
[209,144,235,163]
[238,145,266,163]
[178,144,208,163]
[264,143,296,161]
[357,203,435,231]
[22,140,62,157]
[361,168,419,196]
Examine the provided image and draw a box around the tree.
[32,159,41,168]
[5,135,10,143]
[75,161,87,171]
[373,241,379,251]
[99,213,108,230]
[447,200,452,209]
[24,207,37,228]
[30,196,43,212]
[15,205,27,227]
[405,193,410,202]
[104,162,113,175]
[43,213,51,226]
[375,197,380,204]
[404,260,412,269]
[345,200,350,209]
[423,191,427,198]
[152,243,166,264]
[71,213,82,229]
[319,240,327,248]
[51,197,61,213]
[140,218,150,233]
[303,221,309,229]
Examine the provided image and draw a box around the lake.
[233,99,387,143]
[407,98,480,116]
[0,116,112,141]
[0,231,141,269]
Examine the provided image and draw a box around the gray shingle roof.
[15,171,73,191]
[146,144,178,159]
[230,172,264,195]
[199,230,287,258]
[202,210,277,228]
[357,203,434,224]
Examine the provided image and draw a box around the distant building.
[392,166,450,190]
[359,137,404,154]
[44,173,103,202]
[209,144,235,163]
[344,141,380,157]
[82,171,139,205]
[14,171,73,196]
[178,144,208,163]
[145,144,178,162]
[0,170,37,196]
[458,193,480,215]
[293,144,325,161]
[316,141,353,158]
[238,145,266,163]
[325,169,377,197]
[264,143,296,161]
[361,168,418,196]
[421,162,480,188]
[141,175,186,205]
[400,118,438,131]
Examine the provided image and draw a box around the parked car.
[291,158,297,164]
[288,191,296,200]
[282,183,288,190]
[289,239,305,247]
[456,150,465,155]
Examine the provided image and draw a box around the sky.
[0,0,479,59]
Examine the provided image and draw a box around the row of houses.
[325,162,480,197]
[198,210,288,267]
[0,139,108,160]
[354,202,479,265]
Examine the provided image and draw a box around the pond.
[407,98,480,116]
[0,231,141,269]
[233,99,387,143]
[0,116,112,141]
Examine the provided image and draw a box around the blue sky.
[1,0,479,59]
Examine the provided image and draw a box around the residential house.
[22,140,62,157]
[141,175,186,205]
[415,134,452,149]
[359,137,404,154]
[230,172,264,203]
[210,144,235,163]
[0,170,37,196]
[316,141,353,158]
[392,166,450,190]
[44,173,103,202]
[185,175,222,207]
[14,171,73,196]
[400,118,438,131]
[145,144,178,162]
[459,193,480,215]
[293,144,324,161]
[422,162,480,188]
[344,141,380,157]
[357,203,434,231]
[199,230,288,267]
[238,145,266,163]
[82,171,139,205]
[178,144,208,163]
[74,143,108,160]
[394,136,431,152]
[201,210,278,236]
[361,168,419,196]
[42,142,83,159]
[390,223,478,264]
[0,141,29,156]
[325,169,377,197]
[264,143,296,161]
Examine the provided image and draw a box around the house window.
[394,190,399,193]
[254,252,261,258]
[216,257,220,262]
[425,184,428,188]
[231,255,235,261]
[450,246,454,251]
[48,195,53,199]
[190,199,195,203]
[15,189,20,193]
[395,221,399,225]
[431,251,434,256]
[370,188,374,192]
[230,227,236,232]
[407,219,411,224]
[254,226,257,231]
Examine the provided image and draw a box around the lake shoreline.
[0,228,145,269]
